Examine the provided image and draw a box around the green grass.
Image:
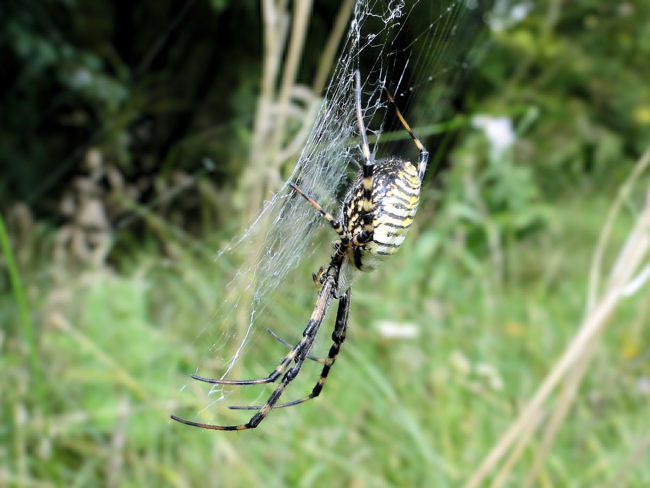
[2,177,649,487]
[0,213,45,411]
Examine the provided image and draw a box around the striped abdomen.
[343,157,421,272]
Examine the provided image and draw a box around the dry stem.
[465,146,650,488]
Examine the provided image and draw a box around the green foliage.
[2,0,650,486]
[0,0,258,212]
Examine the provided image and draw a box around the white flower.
[376,320,419,339]
[471,114,516,157]
[489,1,531,32]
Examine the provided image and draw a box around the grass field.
[2,152,650,487]
[3,0,650,486]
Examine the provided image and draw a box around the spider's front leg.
[352,69,375,247]
[289,183,345,239]
[384,87,429,182]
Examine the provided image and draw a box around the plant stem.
[0,212,46,410]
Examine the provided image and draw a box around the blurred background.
[1,0,650,486]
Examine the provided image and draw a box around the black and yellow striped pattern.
[342,156,421,272]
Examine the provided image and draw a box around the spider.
[171,70,428,430]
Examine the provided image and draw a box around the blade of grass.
[0,212,45,409]
[605,430,650,488]
[50,313,148,403]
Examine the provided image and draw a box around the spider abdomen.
[344,157,421,272]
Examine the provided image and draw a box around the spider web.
[179,0,490,418]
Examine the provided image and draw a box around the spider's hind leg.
[384,86,429,181]
[265,327,325,364]
[230,289,350,411]
[171,274,338,430]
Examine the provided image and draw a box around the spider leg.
[171,273,337,430]
[265,327,325,363]
[189,282,329,386]
[230,289,350,411]
[289,183,345,240]
[188,269,335,386]
[384,88,429,181]
[353,70,375,245]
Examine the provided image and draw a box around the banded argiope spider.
[171,70,428,430]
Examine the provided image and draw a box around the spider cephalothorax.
[171,70,428,430]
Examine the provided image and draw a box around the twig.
[521,341,596,488]
[312,0,355,95]
[491,408,545,488]
[244,0,290,223]
[587,148,650,308]
[465,289,623,487]
[269,0,314,175]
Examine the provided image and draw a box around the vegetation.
[1,1,650,487]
